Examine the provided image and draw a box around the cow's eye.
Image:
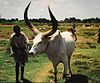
[39,41,42,44]
[32,36,35,39]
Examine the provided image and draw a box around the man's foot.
[16,80,21,83]
[20,77,25,81]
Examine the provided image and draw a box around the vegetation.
[0,17,100,25]
[0,21,100,83]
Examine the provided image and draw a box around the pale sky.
[0,0,100,20]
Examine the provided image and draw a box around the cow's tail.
[70,28,77,41]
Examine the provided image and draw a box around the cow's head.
[24,2,58,55]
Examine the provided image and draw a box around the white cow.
[24,2,76,82]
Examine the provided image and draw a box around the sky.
[0,0,100,20]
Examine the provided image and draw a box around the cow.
[24,2,76,83]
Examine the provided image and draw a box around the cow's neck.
[43,41,50,53]
[46,33,62,56]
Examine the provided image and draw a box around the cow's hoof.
[63,74,67,79]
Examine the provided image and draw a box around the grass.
[0,23,100,83]
[72,48,100,83]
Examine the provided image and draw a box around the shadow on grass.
[22,78,32,83]
[65,74,88,83]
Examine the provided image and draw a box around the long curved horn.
[24,2,40,35]
[43,6,58,37]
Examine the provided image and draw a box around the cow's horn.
[24,2,40,35]
[43,6,58,37]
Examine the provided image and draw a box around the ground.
[34,62,52,82]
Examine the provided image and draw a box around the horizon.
[0,17,100,21]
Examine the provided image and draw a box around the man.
[68,23,77,41]
[73,23,76,32]
[97,28,100,43]
[10,25,29,82]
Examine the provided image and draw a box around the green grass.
[72,48,100,83]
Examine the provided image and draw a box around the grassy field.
[0,23,100,83]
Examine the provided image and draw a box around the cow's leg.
[62,57,69,79]
[68,56,72,75]
[63,63,67,79]
[53,64,57,83]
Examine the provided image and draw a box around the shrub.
[87,42,96,48]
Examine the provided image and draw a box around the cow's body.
[29,30,75,81]
[46,30,75,65]
[45,30,75,79]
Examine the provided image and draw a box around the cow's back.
[46,31,75,63]
[61,31,75,58]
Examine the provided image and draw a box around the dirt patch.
[33,62,53,82]
[77,36,96,43]
[0,24,15,27]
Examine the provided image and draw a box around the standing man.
[73,23,76,32]
[10,25,29,82]
[68,23,77,41]
[72,23,77,41]
[97,28,100,43]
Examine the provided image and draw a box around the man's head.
[13,25,21,35]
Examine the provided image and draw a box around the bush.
[87,42,96,48]
[84,32,95,36]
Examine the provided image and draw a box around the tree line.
[0,17,100,25]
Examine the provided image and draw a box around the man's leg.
[21,63,25,80]
[15,63,19,82]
